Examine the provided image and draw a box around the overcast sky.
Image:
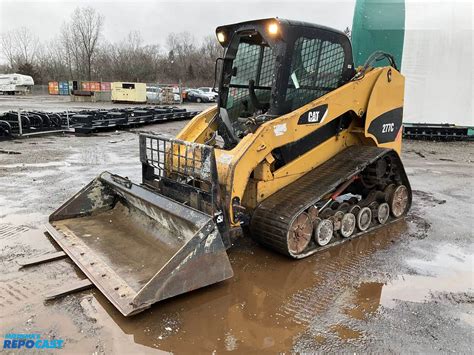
[0,0,355,62]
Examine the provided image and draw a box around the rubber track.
[250,145,411,258]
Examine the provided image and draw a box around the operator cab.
[215,18,354,148]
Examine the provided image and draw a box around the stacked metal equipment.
[0,107,200,139]
[0,111,63,138]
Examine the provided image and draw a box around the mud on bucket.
[46,171,233,316]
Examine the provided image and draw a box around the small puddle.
[380,244,473,308]
[344,282,384,320]
[345,243,473,322]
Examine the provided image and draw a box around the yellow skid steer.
[44,18,411,316]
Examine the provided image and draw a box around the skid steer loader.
[45,18,411,316]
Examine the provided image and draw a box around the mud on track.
[0,116,473,353]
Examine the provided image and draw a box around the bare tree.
[15,27,39,64]
[70,6,104,80]
[93,30,164,82]
[1,8,222,86]
[60,23,78,79]
[0,27,39,69]
[0,32,16,68]
[36,37,69,82]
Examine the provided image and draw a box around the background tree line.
[0,6,223,87]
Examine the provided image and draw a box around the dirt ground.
[0,97,473,353]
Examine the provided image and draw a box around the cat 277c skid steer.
[45,18,411,316]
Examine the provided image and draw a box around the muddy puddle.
[6,213,463,353]
[0,218,410,353]
[42,221,409,353]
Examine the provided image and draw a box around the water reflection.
[90,221,408,353]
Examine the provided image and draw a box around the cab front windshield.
[224,34,276,136]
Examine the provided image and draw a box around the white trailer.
[0,73,34,95]
[402,0,473,128]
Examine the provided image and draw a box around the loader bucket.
[45,171,233,316]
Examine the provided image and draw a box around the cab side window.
[286,36,346,112]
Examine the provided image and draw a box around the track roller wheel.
[314,218,334,246]
[287,212,312,255]
[348,197,359,204]
[332,211,345,231]
[368,201,379,210]
[377,202,390,224]
[349,205,361,215]
[390,185,409,218]
[340,213,356,238]
[338,202,351,212]
[320,208,334,219]
[368,201,379,223]
[357,207,372,231]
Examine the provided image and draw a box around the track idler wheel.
[314,218,334,246]
[357,207,372,231]
[340,213,356,238]
[377,202,390,224]
[287,212,313,255]
[390,185,409,218]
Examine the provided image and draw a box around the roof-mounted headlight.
[217,31,226,43]
[268,22,279,35]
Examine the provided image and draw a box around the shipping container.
[81,81,91,91]
[90,81,101,92]
[100,82,111,92]
[59,81,69,96]
[111,82,147,103]
[48,81,59,95]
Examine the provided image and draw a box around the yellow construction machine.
[45,19,411,316]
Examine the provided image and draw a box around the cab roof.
[215,17,348,43]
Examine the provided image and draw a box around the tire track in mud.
[0,222,85,316]
[0,223,29,240]
[0,260,79,313]
[282,240,377,324]
[0,277,36,309]
[430,291,474,305]
[281,229,405,351]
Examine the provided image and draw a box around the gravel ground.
[0,96,472,353]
